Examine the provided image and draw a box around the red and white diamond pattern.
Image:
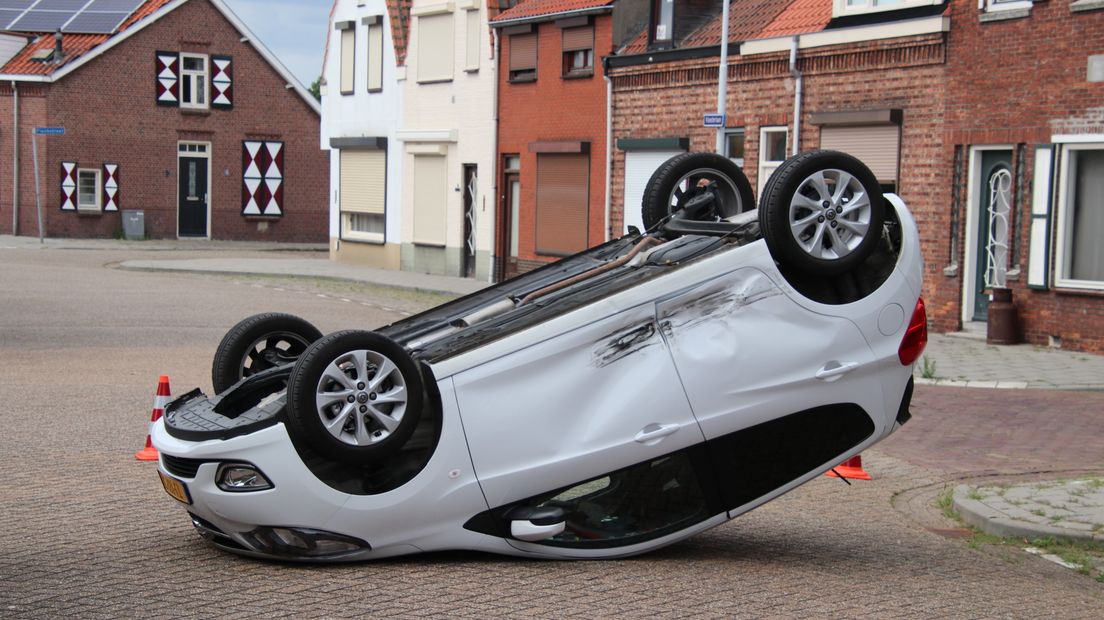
[156,53,179,104]
[242,141,284,216]
[102,164,119,212]
[212,57,232,107]
[60,162,76,211]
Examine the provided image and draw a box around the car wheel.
[641,152,755,230]
[758,150,886,276]
[211,313,323,393]
[286,330,424,466]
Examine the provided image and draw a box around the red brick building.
[940,0,1104,351]
[490,0,617,279]
[0,0,326,242]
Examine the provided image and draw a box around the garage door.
[623,150,684,234]
[820,125,899,184]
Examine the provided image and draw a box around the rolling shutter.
[340,28,355,93]
[536,154,589,255]
[1027,145,1054,289]
[465,9,480,71]
[417,13,454,82]
[509,33,537,72]
[102,163,119,212]
[340,150,386,215]
[413,155,448,245]
[60,161,77,211]
[562,26,593,52]
[211,55,233,108]
[156,51,179,105]
[820,125,899,183]
[623,150,683,234]
[367,21,384,91]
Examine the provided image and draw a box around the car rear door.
[655,266,887,513]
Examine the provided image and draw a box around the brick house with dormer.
[0,0,326,242]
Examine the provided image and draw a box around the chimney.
[53,29,64,62]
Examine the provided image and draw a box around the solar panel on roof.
[84,0,144,12]
[35,0,87,10]
[0,8,25,28]
[0,0,36,11]
[9,10,72,31]
[63,9,127,33]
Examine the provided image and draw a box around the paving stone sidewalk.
[915,332,1104,390]
[953,478,1104,546]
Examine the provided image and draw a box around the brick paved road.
[1,246,1102,618]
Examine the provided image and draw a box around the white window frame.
[980,0,1032,13]
[758,126,788,195]
[1053,141,1104,291]
[833,0,942,18]
[725,128,746,168]
[179,53,209,110]
[464,8,480,72]
[76,168,102,212]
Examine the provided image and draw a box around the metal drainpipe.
[490,27,500,283]
[11,80,18,235]
[790,36,802,156]
[715,0,730,154]
[604,70,612,241]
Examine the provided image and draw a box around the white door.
[452,303,704,509]
[623,150,683,234]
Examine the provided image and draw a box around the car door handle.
[634,423,680,445]
[816,361,859,382]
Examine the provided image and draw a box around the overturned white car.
[152,150,926,561]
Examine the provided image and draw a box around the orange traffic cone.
[825,454,872,481]
[135,375,171,461]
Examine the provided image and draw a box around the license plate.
[158,470,192,505]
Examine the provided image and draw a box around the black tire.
[286,330,424,466]
[211,313,323,393]
[758,150,885,276]
[641,152,755,230]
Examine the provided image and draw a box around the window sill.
[413,241,446,249]
[562,70,594,80]
[464,67,479,74]
[1071,0,1104,12]
[1053,283,1104,296]
[340,234,385,245]
[75,208,103,216]
[508,75,537,84]
[416,78,453,85]
[980,6,1032,23]
[243,214,282,220]
[180,107,211,116]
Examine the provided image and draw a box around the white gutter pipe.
[489,27,500,282]
[604,72,612,241]
[11,80,18,235]
[789,35,802,155]
[715,0,730,154]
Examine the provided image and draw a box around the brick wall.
[0,0,327,242]
[496,13,613,271]
[944,1,1104,352]
[610,34,948,319]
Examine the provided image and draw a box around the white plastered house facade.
[322,0,406,269]
[398,0,496,280]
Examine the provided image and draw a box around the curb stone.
[952,484,1104,545]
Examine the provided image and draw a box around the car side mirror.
[505,505,566,542]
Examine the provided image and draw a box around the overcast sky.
[222,0,329,86]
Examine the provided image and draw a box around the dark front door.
[973,150,1012,321]
[178,156,208,237]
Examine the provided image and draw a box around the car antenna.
[828,468,852,486]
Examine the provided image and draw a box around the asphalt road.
[1,245,1102,618]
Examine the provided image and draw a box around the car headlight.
[216,462,272,492]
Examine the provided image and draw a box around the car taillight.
[898,297,928,366]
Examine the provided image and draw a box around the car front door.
[655,267,884,513]
[451,303,706,535]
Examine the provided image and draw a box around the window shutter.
[562,26,593,52]
[102,163,119,212]
[819,125,899,183]
[510,33,537,71]
[465,9,480,71]
[242,141,285,216]
[1027,145,1054,289]
[536,153,589,255]
[211,55,233,108]
[417,13,454,82]
[340,150,386,214]
[156,51,179,106]
[413,154,448,245]
[60,161,77,211]
[341,28,355,93]
[367,22,384,91]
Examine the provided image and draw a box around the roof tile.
[492,0,614,24]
